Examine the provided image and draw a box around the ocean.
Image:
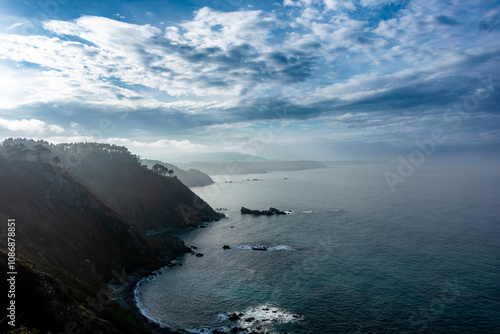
[135,162,500,334]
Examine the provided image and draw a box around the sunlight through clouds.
[0,0,499,159]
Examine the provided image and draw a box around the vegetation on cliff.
[0,138,223,333]
[141,159,215,187]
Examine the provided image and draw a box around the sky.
[0,0,499,161]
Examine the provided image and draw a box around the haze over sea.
[136,162,500,334]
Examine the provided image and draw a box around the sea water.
[136,162,500,333]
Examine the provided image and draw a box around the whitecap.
[222,305,304,333]
[235,244,294,251]
[268,244,294,251]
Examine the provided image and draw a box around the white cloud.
[0,1,499,154]
[95,137,231,160]
[6,21,29,30]
[284,0,320,7]
[0,117,65,135]
[323,0,356,11]
[0,9,303,113]
[180,7,276,50]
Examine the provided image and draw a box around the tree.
[152,163,167,175]
[6,143,30,161]
[32,144,51,163]
[168,169,174,177]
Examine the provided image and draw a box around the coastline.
[122,218,226,333]
[117,267,186,334]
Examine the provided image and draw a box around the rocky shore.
[118,269,184,334]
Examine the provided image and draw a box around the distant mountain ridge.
[172,152,269,163]
[176,160,327,175]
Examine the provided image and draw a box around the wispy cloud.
[0,0,499,159]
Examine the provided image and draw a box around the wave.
[215,305,304,333]
[235,244,294,251]
[185,305,304,334]
[134,263,184,331]
[135,267,302,334]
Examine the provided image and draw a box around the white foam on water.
[268,244,293,251]
[235,244,294,251]
[186,326,233,334]
[241,305,304,324]
[134,264,184,331]
[222,304,305,333]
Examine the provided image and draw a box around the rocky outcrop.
[240,207,287,216]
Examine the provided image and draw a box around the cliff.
[67,150,222,230]
[0,140,224,333]
[141,159,215,188]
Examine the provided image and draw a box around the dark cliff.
[67,150,222,230]
[0,140,224,333]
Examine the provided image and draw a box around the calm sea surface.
[136,162,500,334]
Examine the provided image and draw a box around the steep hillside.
[0,139,224,333]
[141,159,214,187]
[0,157,181,333]
[67,150,222,231]
[0,139,224,231]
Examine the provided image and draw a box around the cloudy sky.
[0,0,499,161]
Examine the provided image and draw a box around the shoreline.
[117,266,186,334]
[121,219,225,333]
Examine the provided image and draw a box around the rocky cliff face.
[60,149,222,231]
[0,142,222,333]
